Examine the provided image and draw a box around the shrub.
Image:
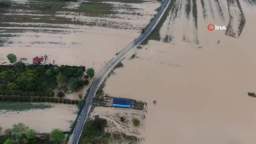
[84,116,107,138]
[2,124,37,144]
[3,138,13,144]
[50,129,65,144]
[69,79,85,92]
[84,79,89,85]
[120,116,126,122]
[25,129,36,143]
[86,68,95,78]
[80,117,110,144]
[11,123,29,143]
[7,54,17,64]
[132,118,140,127]
[57,91,65,98]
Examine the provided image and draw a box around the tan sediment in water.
[0,104,77,133]
[104,2,256,144]
[0,0,160,71]
[0,27,138,71]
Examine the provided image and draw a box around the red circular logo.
[208,24,215,32]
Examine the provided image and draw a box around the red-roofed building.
[33,56,44,64]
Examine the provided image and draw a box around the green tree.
[0,70,16,82]
[57,91,65,98]
[6,83,18,91]
[69,78,85,92]
[46,68,58,77]
[57,73,67,89]
[14,62,25,73]
[3,138,13,144]
[0,126,2,135]
[60,66,84,78]
[85,116,107,138]
[50,129,65,144]
[132,118,140,127]
[25,129,36,144]
[11,123,29,143]
[5,123,36,144]
[81,117,107,144]
[16,70,38,91]
[86,68,95,78]
[7,53,17,64]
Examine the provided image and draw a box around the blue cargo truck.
[112,98,135,108]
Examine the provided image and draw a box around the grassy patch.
[27,0,68,13]
[0,102,51,111]
[78,2,114,17]
[0,14,78,25]
[0,0,12,8]
[89,0,144,3]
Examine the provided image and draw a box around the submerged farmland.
[0,0,159,48]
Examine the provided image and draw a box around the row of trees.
[0,96,79,104]
[1,123,65,144]
[0,59,95,98]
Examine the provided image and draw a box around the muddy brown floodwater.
[0,104,77,133]
[104,0,256,144]
[0,0,160,71]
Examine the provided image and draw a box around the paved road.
[68,0,171,143]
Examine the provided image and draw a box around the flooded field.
[0,103,77,133]
[157,0,255,45]
[0,0,159,70]
[0,0,159,47]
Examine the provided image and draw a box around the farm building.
[33,56,44,64]
[112,98,135,108]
